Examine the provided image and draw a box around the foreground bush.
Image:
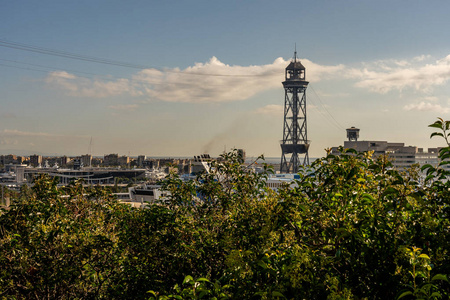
[1,119,449,299]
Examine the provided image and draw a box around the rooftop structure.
[346,127,360,141]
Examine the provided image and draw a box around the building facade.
[331,127,447,170]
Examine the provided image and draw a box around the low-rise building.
[331,127,448,171]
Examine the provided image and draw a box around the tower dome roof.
[286,60,305,70]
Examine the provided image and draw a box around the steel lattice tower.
[280,51,310,173]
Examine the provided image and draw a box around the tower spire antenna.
[294,43,297,62]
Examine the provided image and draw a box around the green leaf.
[439,153,450,160]
[272,291,285,298]
[382,187,399,197]
[397,291,413,299]
[361,193,375,201]
[429,121,443,129]
[344,148,358,154]
[183,275,194,284]
[432,274,448,282]
[430,132,444,139]
[430,292,442,298]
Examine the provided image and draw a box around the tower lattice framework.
[280,51,310,173]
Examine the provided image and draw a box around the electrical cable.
[0,39,278,77]
[309,85,346,131]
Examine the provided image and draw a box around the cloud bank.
[403,102,450,113]
[46,71,138,98]
[44,54,450,113]
[351,55,450,93]
[45,57,344,103]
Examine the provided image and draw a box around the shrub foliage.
[1,119,449,299]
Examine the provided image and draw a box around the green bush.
[1,119,449,299]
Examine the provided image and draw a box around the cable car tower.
[280,50,310,173]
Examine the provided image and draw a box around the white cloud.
[253,104,283,116]
[413,55,431,62]
[424,96,439,102]
[46,71,137,98]
[351,54,450,93]
[403,101,450,113]
[394,60,409,67]
[45,57,344,103]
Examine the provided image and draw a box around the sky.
[1,1,450,159]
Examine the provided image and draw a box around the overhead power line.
[0,58,104,77]
[0,58,249,89]
[308,84,346,132]
[0,39,277,77]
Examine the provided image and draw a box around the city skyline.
[2,1,450,158]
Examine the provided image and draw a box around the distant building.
[118,156,130,166]
[1,154,17,165]
[137,155,146,167]
[331,127,446,170]
[44,157,58,168]
[73,158,82,170]
[92,157,103,166]
[81,154,92,167]
[30,155,43,167]
[104,154,119,166]
[191,154,212,174]
[23,168,146,185]
[59,156,70,166]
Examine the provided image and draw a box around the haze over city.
[1,1,450,159]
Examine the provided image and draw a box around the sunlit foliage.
[1,120,449,299]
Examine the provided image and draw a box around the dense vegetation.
[1,119,449,299]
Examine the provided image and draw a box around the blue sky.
[1,1,450,158]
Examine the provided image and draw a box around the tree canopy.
[1,119,449,299]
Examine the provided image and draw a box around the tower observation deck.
[280,51,310,173]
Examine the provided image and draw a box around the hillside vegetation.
[1,119,449,299]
